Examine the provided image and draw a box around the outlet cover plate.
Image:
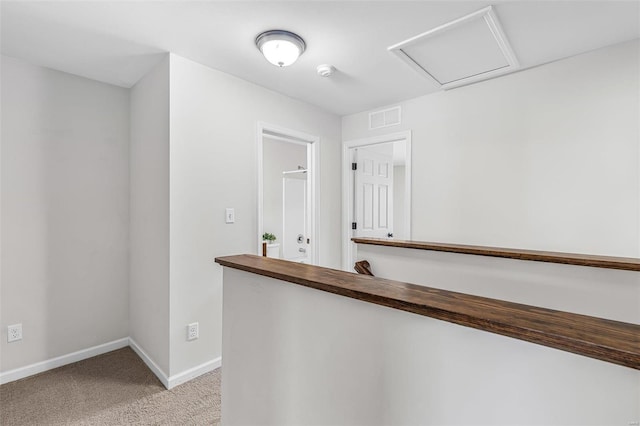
[8,323,22,342]
[187,322,199,341]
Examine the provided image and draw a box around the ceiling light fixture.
[255,30,306,67]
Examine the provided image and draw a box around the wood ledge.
[215,254,640,371]
[352,238,640,272]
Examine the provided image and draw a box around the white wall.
[343,39,640,257]
[168,54,342,376]
[1,56,130,372]
[129,56,170,375]
[222,268,640,425]
[263,137,307,251]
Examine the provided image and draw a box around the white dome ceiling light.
[255,30,306,67]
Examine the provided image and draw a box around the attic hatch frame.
[388,5,519,90]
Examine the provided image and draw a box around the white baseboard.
[167,356,221,390]
[0,337,129,385]
[128,338,221,389]
[128,337,169,389]
[0,337,221,390]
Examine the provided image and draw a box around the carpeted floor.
[0,347,221,425]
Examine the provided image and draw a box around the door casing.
[257,122,320,265]
[342,130,412,271]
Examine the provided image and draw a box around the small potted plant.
[262,233,279,258]
[262,232,276,243]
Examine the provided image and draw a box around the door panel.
[378,185,388,228]
[355,147,394,239]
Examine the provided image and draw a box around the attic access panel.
[389,6,519,90]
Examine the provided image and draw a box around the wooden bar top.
[215,254,640,371]
[352,237,640,272]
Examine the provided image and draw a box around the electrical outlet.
[187,322,199,341]
[7,324,22,343]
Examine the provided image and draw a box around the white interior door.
[354,147,394,239]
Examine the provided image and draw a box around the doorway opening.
[342,131,412,271]
[257,122,319,265]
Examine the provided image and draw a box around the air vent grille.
[369,106,401,130]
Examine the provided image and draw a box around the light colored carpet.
[0,347,221,425]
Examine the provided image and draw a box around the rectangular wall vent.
[388,6,519,90]
[369,106,401,130]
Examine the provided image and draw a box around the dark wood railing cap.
[352,237,640,272]
[215,254,640,371]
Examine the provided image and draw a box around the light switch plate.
[225,208,235,224]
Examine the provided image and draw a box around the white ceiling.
[1,1,638,116]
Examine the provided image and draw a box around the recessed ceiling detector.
[317,64,336,77]
[388,6,519,90]
[255,30,306,67]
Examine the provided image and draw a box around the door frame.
[257,121,320,265]
[341,130,412,271]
